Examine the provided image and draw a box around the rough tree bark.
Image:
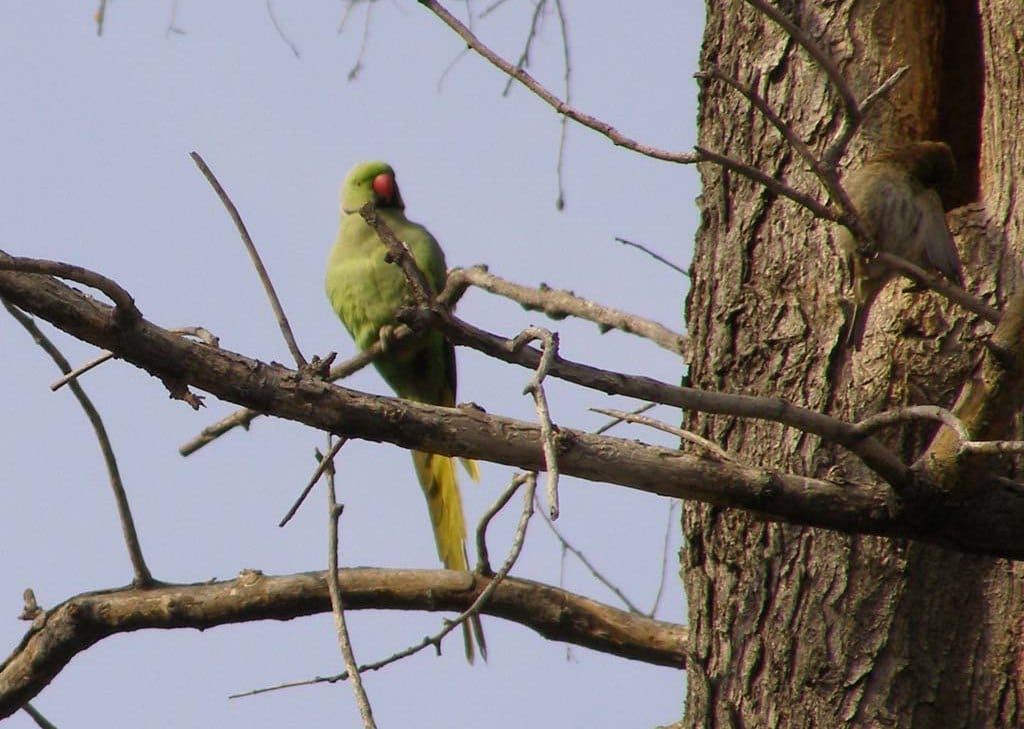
[684,1,1024,727]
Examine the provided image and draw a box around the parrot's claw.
[378,324,397,352]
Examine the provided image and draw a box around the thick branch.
[6,266,1024,557]
[0,569,686,716]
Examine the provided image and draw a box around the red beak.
[372,172,397,204]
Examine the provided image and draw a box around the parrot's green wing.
[325,161,485,662]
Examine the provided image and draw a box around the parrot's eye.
[372,172,396,203]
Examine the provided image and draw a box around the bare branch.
[742,0,859,123]
[591,407,735,463]
[189,151,308,368]
[534,491,643,615]
[552,0,571,209]
[180,258,689,454]
[323,438,377,729]
[512,326,561,518]
[50,350,114,391]
[95,0,107,36]
[418,0,698,165]
[323,473,537,676]
[613,238,688,277]
[694,146,837,221]
[12,264,1024,557]
[0,568,684,715]
[695,64,826,184]
[500,0,547,98]
[0,254,140,325]
[266,0,301,58]
[3,301,153,585]
[22,703,57,729]
[3,258,911,490]
[341,0,375,81]
[476,473,534,575]
[279,438,348,528]
[961,440,1024,456]
[875,252,1001,324]
[648,500,678,618]
[432,310,911,487]
[856,406,970,442]
[449,265,688,356]
[593,402,658,435]
[923,292,1024,489]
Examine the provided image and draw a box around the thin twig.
[858,66,910,119]
[4,300,154,585]
[338,0,359,33]
[552,0,571,210]
[449,265,688,355]
[694,146,837,222]
[351,474,537,672]
[853,406,1024,458]
[511,326,561,519]
[648,500,678,618]
[49,351,113,391]
[742,0,859,122]
[279,438,349,527]
[436,46,471,92]
[613,238,688,277]
[338,0,375,80]
[189,151,308,368]
[591,407,735,462]
[166,0,185,37]
[476,472,534,575]
[501,0,547,97]
[52,326,218,392]
[695,64,834,196]
[961,440,1024,456]
[856,405,970,441]
[592,402,658,435]
[95,0,107,36]
[324,436,377,729]
[251,475,538,690]
[480,0,513,18]
[266,0,301,58]
[875,251,1001,324]
[534,491,643,614]
[418,0,699,165]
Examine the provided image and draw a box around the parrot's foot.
[377,324,397,352]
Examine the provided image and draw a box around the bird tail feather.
[412,451,487,663]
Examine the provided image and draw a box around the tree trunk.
[683,1,1024,726]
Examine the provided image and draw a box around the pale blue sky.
[0,3,702,727]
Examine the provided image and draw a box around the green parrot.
[325,160,486,662]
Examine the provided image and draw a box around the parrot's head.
[341,160,405,214]
[880,141,956,190]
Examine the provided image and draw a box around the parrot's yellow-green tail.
[411,450,486,663]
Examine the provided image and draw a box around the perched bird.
[325,161,485,662]
[838,141,963,349]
